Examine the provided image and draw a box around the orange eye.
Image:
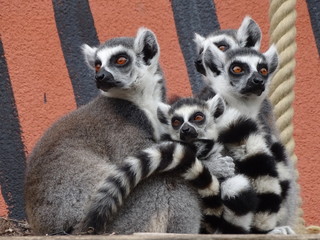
[194,114,204,121]
[172,119,182,127]
[232,66,243,74]
[260,68,268,76]
[95,64,101,72]
[218,45,227,51]
[116,57,127,65]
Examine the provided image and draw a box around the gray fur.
[25,28,201,235]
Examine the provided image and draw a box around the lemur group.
[25,16,298,235]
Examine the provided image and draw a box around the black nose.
[181,124,191,133]
[95,69,114,81]
[95,69,115,90]
[180,124,198,142]
[95,72,105,81]
[252,78,264,85]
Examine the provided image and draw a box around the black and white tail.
[216,109,283,234]
[269,136,293,229]
[80,141,220,233]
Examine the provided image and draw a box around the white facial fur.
[203,44,278,119]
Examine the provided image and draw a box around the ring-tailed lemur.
[193,17,296,234]
[26,27,231,235]
[157,95,287,234]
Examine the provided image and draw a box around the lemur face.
[225,50,271,96]
[194,31,239,75]
[92,43,136,91]
[170,103,208,142]
[194,16,262,76]
[203,45,278,99]
[82,28,159,92]
[157,96,226,143]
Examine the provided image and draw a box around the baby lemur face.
[158,96,225,143]
[169,100,209,142]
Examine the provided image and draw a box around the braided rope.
[268,0,305,232]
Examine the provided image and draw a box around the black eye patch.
[109,52,131,67]
[214,40,230,51]
[189,112,206,125]
[257,63,269,77]
[229,61,249,76]
[94,59,102,66]
[171,116,184,130]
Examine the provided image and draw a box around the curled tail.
[80,141,220,233]
[217,113,282,233]
[269,137,294,228]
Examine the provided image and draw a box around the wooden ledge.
[0,233,319,240]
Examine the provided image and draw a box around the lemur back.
[194,18,297,233]
[25,28,205,235]
[158,95,288,234]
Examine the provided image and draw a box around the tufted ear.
[236,16,262,50]
[81,44,97,69]
[193,33,207,76]
[202,44,225,76]
[157,102,171,125]
[207,94,226,119]
[264,44,279,75]
[194,33,206,54]
[134,27,160,66]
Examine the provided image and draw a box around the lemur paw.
[204,155,235,178]
[268,226,295,235]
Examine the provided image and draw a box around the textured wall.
[0,0,319,226]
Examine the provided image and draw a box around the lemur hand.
[203,154,235,179]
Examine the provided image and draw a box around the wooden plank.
[0,234,319,240]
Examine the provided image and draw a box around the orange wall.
[0,0,319,227]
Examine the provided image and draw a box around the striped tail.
[269,137,293,225]
[80,141,220,233]
[217,112,282,233]
[200,174,258,234]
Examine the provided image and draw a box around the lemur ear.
[157,102,171,125]
[207,94,226,119]
[194,33,207,76]
[237,16,262,50]
[264,44,278,74]
[134,27,160,66]
[82,44,97,69]
[194,33,206,54]
[203,44,225,76]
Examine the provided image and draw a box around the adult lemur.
[25,28,232,235]
[193,16,297,234]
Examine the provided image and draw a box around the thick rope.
[268,0,305,233]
